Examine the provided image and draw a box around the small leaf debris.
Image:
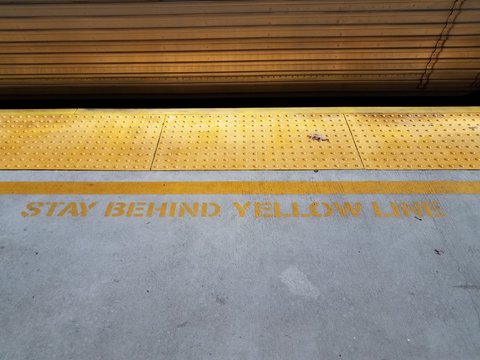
[308,133,329,142]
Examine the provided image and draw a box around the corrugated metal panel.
[0,0,479,98]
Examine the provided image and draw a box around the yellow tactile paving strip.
[0,108,479,170]
[152,112,361,170]
[346,113,480,169]
[0,113,164,170]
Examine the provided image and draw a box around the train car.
[0,0,479,103]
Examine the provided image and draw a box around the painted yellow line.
[0,181,479,195]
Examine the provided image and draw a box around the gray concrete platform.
[1,170,479,360]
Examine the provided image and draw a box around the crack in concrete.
[453,259,480,330]
[432,215,480,331]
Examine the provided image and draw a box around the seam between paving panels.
[343,113,366,170]
[149,114,167,170]
[150,112,181,171]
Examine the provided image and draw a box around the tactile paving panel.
[152,112,362,170]
[346,113,480,169]
[0,113,164,170]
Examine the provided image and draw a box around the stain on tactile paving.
[346,113,480,169]
[152,113,362,169]
[307,133,329,142]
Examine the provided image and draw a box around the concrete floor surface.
[0,170,479,360]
